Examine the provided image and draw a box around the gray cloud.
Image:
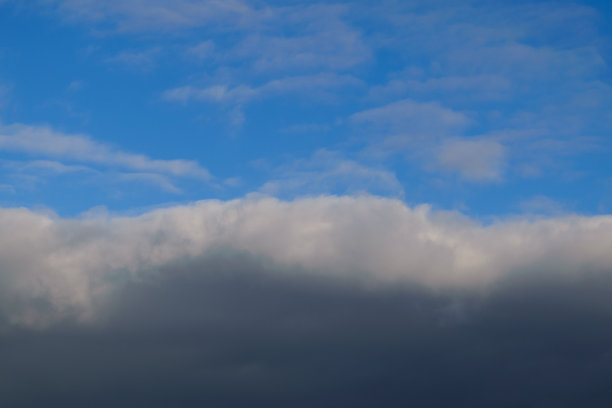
[2,252,612,407]
[2,195,612,405]
[2,196,612,328]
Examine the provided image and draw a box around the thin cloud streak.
[0,122,212,180]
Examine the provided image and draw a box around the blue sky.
[0,0,611,216]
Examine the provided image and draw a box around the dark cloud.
[2,253,612,407]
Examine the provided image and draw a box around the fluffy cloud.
[2,195,612,328]
[3,195,612,406]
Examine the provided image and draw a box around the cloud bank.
[2,195,612,328]
[2,195,612,406]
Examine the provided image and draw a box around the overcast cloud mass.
[1,0,612,406]
[1,197,612,406]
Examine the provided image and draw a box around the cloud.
[351,99,485,179]
[518,195,567,215]
[3,159,97,175]
[185,40,215,59]
[3,205,612,406]
[105,47,162,69]
[369,74,513,102]
[163,73,362,105]
[45,0,255,32]
[230,4,370,72]
[437,138,506,181]
[361,1,611,182]
[259,149,404,197]
[0,122,212,180]
[2,195,612,330]
[118,172,181,193]
[351,99,470,142]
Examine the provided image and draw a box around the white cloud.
[437,139,506,182]
[369,74,513,102]
[518,195,566,215]
[47,0,255,32]
[259,149,404,197]
[230,4,370,72]
[163,73,362,105]
[0,122,212,180]
[351,99,470,138]
[185,40,215,59]
[4,159,97,175]
[3,195,612,328]
[105,47,161,69]
[350,98,472,168]
[118,172,181,193]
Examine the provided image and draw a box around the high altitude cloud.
[437,139,506,181]
[44,0,255,32]
[0,122,211,189]
[163,73,362,105]
[259,149,404,197]
[24,0,611,186]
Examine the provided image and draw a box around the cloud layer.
[2,195,612,328]
[2,195,612,406]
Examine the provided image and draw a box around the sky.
[0,0,610,216]
[1,1,612,406]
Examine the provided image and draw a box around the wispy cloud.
[259,149,404,197]
[163,73,362,105]
[351,99,470,137]
[437,139,506,182]
[105,47,162,70]
[46,0,255,32]
[185,40,215,60]
[3,159,98,175]
[351,99,477,178]
[0,122,211,180]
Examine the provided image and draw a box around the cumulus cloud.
[3,196,612,406]
[2,195,612,329]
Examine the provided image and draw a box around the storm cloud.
[2,196,612,406]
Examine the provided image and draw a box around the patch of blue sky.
[0,0,610,217]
